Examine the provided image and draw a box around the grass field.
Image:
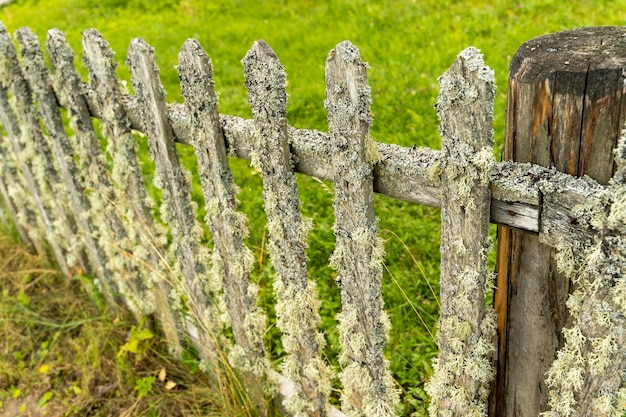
[1,0,625,415]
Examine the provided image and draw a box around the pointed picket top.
[325,41,398,417]
[242,39,332,417]
[425,47,496,417]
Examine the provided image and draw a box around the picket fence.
[0,23,624,417]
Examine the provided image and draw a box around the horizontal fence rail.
[85,91,609,238]
[0,21,624,417]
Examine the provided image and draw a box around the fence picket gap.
[178,38,269,414]
[424,47,497,417]
[126,37,227,367]
[242,39,333,417]
[81,29,183,358]
[325,41,399,417]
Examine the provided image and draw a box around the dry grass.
[0,230,258,417]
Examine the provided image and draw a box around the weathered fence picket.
[178,38,268,412]
[0,23,624,417]
[15,28,120,305]
[45,28,156,321]
[242,40,331,416]
[325,41,399,417]
[425,47,497,417]
[81,29,183,358]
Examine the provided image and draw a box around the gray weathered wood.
[0,23,79,279]
[15,28,119,306]
[127,37,225,366]
[242,39,332,417]
[46,29,154,320]
[178,38,269,414]
[81,29,183,358]
[325,41,398,417]
[492,27,626,417]
[425,47,497,417]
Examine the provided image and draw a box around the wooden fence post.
[493,26,626,416]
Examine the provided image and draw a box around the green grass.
[1,0,626,415]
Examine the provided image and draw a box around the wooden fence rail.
[0,22,624,417]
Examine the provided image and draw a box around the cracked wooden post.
[178,38,270,415]
[15,28,119,307]
[325,41,398,417]
[425,47,497,417]
[493,26,626,416]
[82,29,183,358]
[242,39,331,416]
[0,23,81,279]
[127,37,226,369]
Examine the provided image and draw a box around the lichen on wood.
[0,23,83,277]
[45,28,160,320]
[178,38,270,414]
[127,36,226,366]
[81,28,183,358]
[15,27,122,307]
[0,125,43,252]
[242,39,331,417]
[425,47,497,417]
[325,40,398,417]
[540,128,626,417]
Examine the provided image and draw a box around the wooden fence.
[0,22,624,417]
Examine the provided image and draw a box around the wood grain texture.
[426,47,497,417]
[493,26,626,417]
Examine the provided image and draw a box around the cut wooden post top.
[510,26,626,80]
